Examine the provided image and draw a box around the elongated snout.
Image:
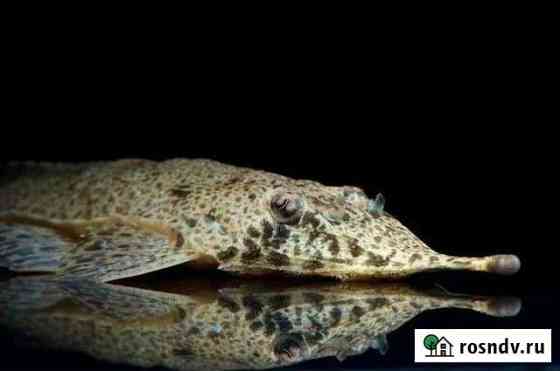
[428,292,522,317]
[433,254,521,276]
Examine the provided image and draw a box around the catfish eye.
[271,193,304,225]
[273,333,306,363]
[340,186,369,208]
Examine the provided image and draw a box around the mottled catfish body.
[0,159,520,281]
[0,277,521,370]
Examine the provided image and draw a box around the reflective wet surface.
[1,269,555,370]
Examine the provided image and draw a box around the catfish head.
[191,166,520,280]
[257,282,521,368]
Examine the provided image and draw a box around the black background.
[1,11,556,369]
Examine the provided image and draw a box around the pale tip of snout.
[487,254,521,275]
[487,296,522,317]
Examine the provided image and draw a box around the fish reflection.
[0,277,521,370]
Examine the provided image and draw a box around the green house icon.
[423,334,454,357]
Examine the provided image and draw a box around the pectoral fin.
[0,222,67,272]
[0,278,193,331]
[0,215,195,282]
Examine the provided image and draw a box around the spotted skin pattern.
[0,159,521,281]
[0,278,520,370]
